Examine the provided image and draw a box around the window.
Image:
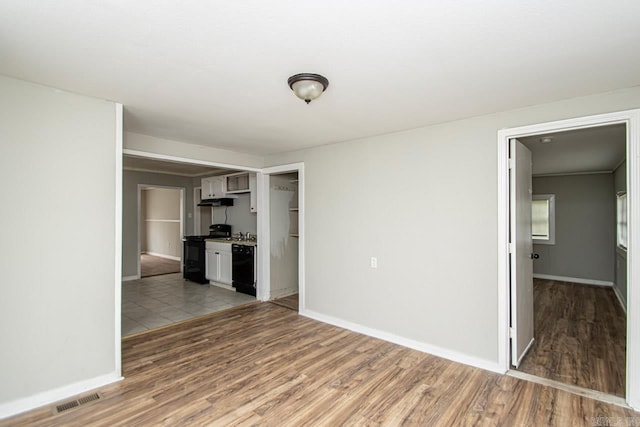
[617,192,628,250]
[532,194,555,245]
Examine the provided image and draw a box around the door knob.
[531,253,540,259]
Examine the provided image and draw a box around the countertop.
[205,238,257,246]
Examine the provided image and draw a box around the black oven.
[183,224,231,284]
[183,237,208,284]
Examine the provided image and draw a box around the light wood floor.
[140,253,181,278]
[269,293,299,311]
[517,279,626,396]
[4,303,638,426]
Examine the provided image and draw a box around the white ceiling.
[519,124,626,176]
[1,1,640,155]
[123,155,233,177]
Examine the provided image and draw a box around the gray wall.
[0,76,118,407]
[615,161,628,305]
[122,170,194,277]
[263,85,640,365]
[532,174,615,282]
[142,188,182,258]
[211,193,257,235]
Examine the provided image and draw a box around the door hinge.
[509,327,515,338]
[508,243,514,253]
[508,159,514,169]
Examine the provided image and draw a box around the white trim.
[143,219,181,223]
[257,173,270,301]
[613,284,628,314]
[300,308,502,374]
[533,274,614,287]
[0,372,122,420]
[114,103,123,380]
[144,251,181,261]
[122,275,139,282]
[498,108,640,410]
[123,149,261,173]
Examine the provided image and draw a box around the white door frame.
[497,108,640,409]
[258,163,305,307]
[137,184,185,278]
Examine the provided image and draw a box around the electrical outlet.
[370,257,378,269]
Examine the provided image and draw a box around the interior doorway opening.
[509,124,627,398]
[138,185,184,278]
[497,109,640,410]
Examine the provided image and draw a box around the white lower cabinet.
[205,242,232,285]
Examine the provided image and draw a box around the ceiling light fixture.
[288,73,329,104]
[540,137,554,144]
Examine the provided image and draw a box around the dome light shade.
[288,73,329,104]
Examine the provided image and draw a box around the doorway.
[138,185,184,278]
[510,125,627,397]
[259,163,304,311]
[497,109,640,409]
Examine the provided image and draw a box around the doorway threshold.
[507,369,629,409]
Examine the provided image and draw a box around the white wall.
[269,174,299,298]
[0,76,119,414]
[264,86,640,367]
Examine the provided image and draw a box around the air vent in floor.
[55,392,101,413]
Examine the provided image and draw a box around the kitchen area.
[184,171,259,296]
[122,157,262,337]
[122,156,301,337]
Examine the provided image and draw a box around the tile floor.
[122,273,256,336]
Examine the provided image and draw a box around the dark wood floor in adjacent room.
[517,279,627,396]
[3,302,637,426]
[140,253,181,278]
[269,293,299,311]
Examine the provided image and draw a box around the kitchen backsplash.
[211,193,257,234]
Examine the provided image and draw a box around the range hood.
[197,198,234,207]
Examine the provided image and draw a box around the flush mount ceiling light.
[540,137,554,144]
[288,73,329,104]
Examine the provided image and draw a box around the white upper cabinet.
[225,173,251,194]
[201,176,224,199]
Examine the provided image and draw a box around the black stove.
[183,224,231,284]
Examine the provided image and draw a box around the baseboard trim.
[533,274,613,287]
[0,372,122,420]
[299,308,502,374]
[612,284,627,313]
[144,252,181,261]
[122,275,139,282]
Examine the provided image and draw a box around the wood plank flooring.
[269,293,299,311]
[3,302,638,426]
[517,279,626,396]
[140,254,180,278]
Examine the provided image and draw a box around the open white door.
[510,138,535,367]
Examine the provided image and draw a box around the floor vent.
[55,393,101,413]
